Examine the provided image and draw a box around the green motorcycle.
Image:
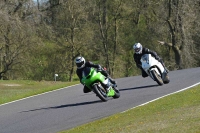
[81,67,120,102]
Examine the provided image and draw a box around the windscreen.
[141,54,149,62]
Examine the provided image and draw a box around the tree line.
[0,0,199,81]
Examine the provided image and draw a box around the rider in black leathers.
[133,43,169,78]
[75,56,116,93]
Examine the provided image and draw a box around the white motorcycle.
[140,54,170,85]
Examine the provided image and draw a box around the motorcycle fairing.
[141,54,165,78]
[81,67,105,89]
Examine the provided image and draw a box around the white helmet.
[75,56,85,69]
[133,43,142,54]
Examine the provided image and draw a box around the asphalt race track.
[0,67,200,133]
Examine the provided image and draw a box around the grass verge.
[0,80,79,105]
[59,85,200,133]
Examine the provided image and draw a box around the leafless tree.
[156,0,198,69]
[0,0,37,79]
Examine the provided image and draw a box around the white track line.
[1,82,200,109]
[0,84,80,107]
[121,82,200,113]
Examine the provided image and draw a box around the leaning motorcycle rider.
[133,43,169,78]
[75,56,116,93]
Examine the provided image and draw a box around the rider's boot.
[83,85,92,93]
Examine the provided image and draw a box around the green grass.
[59,85,200,133]
[0,80,79,105]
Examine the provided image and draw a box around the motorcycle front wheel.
[151,70,164,85]
[93,84,108,102]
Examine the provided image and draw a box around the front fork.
[96,82,107,93]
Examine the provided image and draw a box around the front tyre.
[151,70,164,85]
[93,84,108,102]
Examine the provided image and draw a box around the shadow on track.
[21,85,158,113]
[21,100,101,113]
[119,84,159,91]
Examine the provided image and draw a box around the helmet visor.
[135,48,141,52]
[76,61,84,68]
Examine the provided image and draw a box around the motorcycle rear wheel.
[112,85,120,99]
[151,70,164,85]
[163,75,170,84]
[93,84,108,102]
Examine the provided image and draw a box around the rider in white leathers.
[133,43,169,78]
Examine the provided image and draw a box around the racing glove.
[97,65,102,72]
